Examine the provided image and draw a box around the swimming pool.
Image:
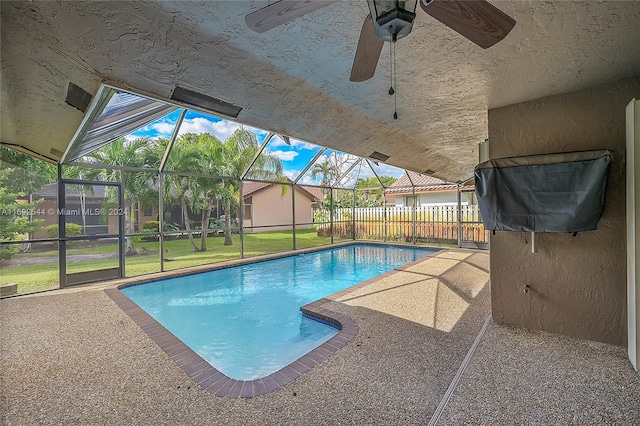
[120,244,436,382]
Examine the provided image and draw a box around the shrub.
[142,220,159,232]
[45,223,83,238]
[0,245,17,261]
[208,218,224,230]
[163,222,180,232]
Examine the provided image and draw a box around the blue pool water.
[122,244,435,380]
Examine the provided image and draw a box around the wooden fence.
[315,205,487,244]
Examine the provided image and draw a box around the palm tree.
[74,130,284,254]
[311,160,338,193]
[217,128,284,246]
[67,137,154,254]
[311,153,360,206]
[161,138,204,252]
[186,134,234,252]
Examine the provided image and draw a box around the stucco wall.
[393,191,474,207]
[293,188,315,227]
[137,201,158,231]
[246,185,315,233]
[488,76,640,346]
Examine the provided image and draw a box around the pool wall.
[106,242,440,398]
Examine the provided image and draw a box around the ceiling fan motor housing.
[246,0,517,83]
[367,0,418,42]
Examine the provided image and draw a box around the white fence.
[315,205,487,244]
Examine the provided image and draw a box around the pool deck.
[2,247,639,424]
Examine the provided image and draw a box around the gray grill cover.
[474,150,611,232]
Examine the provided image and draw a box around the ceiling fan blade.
[350,14,384,82]
[246,0,338,33]
[420,0,516,49]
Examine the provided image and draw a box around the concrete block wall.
[487,76,640,345]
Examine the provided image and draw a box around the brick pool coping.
[105,243,440,398]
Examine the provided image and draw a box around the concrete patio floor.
[1,248,638,424]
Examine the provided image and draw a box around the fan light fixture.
[367,0,418,42]
[366,1,418,119]
[246,0,516,84]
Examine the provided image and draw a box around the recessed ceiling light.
[171,86,242,118]
[369,151,390,162]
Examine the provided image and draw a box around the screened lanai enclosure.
[0,85,487,297]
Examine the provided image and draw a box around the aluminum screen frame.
[63,86,179,162]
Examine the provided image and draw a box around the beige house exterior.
[29,183,119,239]
[385,171,475,207]
[242,181,323,233]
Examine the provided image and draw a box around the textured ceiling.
[2,1,640,182]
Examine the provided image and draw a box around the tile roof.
[242,181,271,197]
[385,171,459,194]
[242,180,323,201]
[32,182,108,199]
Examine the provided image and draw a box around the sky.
[129,109,406,186]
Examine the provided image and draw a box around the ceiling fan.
[246,0,516,82]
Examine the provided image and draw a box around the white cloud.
[269,136,316,151]
[246,126,270,142]
[284,169,300,181]
[353,166,375,180]
[269,137,287,148]
[178,117,240,141]
[297,175,320,185]
[150,121,177,137]
[374,163,406,178]
[175,119,273,143]
[127,119,175,139]
[270,150,298,162]
[290,139,316,150]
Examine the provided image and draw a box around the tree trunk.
[122,196,134,255]
[128,200,136,235]
[125,199,136,255]
[224,200,233,246]
[182,197,200,252]
[200,201,212,252]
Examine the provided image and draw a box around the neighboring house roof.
[385,171,471,195]
[303,186,324,201]
[31,182,108,199]
[242,181,271,198]
[242,180,322,201]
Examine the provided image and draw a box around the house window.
[244,202,252,220]
[143,202,152,217]
[405,196,417,207]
